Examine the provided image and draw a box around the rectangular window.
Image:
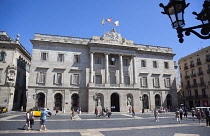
[74,55,80,63]
[141,77,147,87]
[164,62,169,69]
[0,52,6,62]
[153,61,157,68]
[202,89,206,96]
[54,73,62,84]
[95,75,102,84]
[191,69,196,75]
[37,72,46,83]
[57,54,64,62]
[194,90,198,96]
[188,90,191,96]
[124,76,130,85]
[153,77,159,87]
[123,59,129,66]
[165,78,170,87]
[71,74,79,85]
[141,60,146,67]
[95,57,101,64]
[41,52,48,61]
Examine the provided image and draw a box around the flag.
[106,18,112,23]
[114,21,119,26]
[101,19,105,25]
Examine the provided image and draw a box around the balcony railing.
[190,64,195,68]
[185,75,190,79]
[191,84,198,88]
[191,73,196,77]
[197,71,203,76]
[198,83,205,87]
[184,66,188,70]
[186,85,191,89]
[197,61,202,66]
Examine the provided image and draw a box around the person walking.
[154,108,159,122]
[29,109,35,130]
[179,107,183,120]
[196,109,201,125]
[204,110,210,126]
[94,108,98,117]
[107,110,112,119]
[184,107,188,120]
[55,107,59,116]
[175,108,181,124]
[40,108,50,131]
[22,110,30,130]
[191,108,195,121]
[132,108,135,117]
[71,109,75,120]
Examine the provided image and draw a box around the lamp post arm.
[185,29,210,39]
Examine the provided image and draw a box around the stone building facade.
[178,46,210,109]
[27,29,178,112]
[0,31,31,111]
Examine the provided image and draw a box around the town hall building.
[27,29,179,113]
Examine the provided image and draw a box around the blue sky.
[1,0,209,63]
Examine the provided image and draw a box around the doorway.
[111,93,120,112]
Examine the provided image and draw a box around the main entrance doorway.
[111,93,120,112]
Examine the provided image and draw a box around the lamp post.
[160,0,210,43]
[140,95,145,113]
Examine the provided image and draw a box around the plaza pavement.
[0,111,209,136]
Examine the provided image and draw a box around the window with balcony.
[199,77,205,86]
[164,62,169,69]
[41,52,48,61]
[71,74,80,85]
[194,89,198,96]
[188,90,191,96]
[37,72,46,84]
[141,60,146,67]
[95,56,101,64]
[197,58,201,65]
[192,79,197,87]
[184,63,188,69]
[191,69,196,77]
[141,77,147,87]
[185,71,189,78]
[190,61,194,67]
[153,77,160,88]
[153,61,157,68]
[54,73,62,84]
[74,55,80,63]
[57,54,64,62]
[0,51,6,62]
[198,67,203,75]
[95,75,102,84]
[165,78,170,88]
[202,89,206,96]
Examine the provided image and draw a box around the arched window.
[155,94,161,108]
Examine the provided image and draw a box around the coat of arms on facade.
[102,28,121,42]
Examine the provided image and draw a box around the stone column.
[132,55,137,84]
[119,54,124,84]
[90,52,94,83]
[105,53,109,84]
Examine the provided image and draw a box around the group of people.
[23,108,50,131]
[94,107,112,118]
[175,107,210,126]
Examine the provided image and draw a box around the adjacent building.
[178,46,210,109]
[0,31,31,111]
[27,29,179,113]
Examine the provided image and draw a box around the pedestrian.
[108,110,112,118]
[22,110,30,130]
[94,108,98,117]
[175,108,181,124]
[29,109,35,130]
[196,109,201,125]
[184,107,188,120]
[154,108,159,122]
[55,107,59,116]
[105,107,108,116]
[191,107,195,121]
[204,110,210,126]
[132,108,135,117]
[40,108,50,131]
[179,107,183,120]
[79,107,81,114]
[71,109,76,120]
[21,106,23,112]
[201,110,205,121]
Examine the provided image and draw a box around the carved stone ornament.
[102,28,121,42]
[6,64,16,87]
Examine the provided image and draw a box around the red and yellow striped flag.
[106,18,112,23]
[101,19,105,25]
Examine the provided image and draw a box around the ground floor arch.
[111,93,120,112]
[37,93,45,108]
[166,94,172,109]
[71,93,79,111]
[155,94,161,108]
[54,93,63,111]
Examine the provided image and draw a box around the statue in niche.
[97,97,101,106]
[127,97,131,106]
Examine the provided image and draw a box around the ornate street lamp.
[160,0,210,43]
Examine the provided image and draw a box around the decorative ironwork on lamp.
[160,0,210,43]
